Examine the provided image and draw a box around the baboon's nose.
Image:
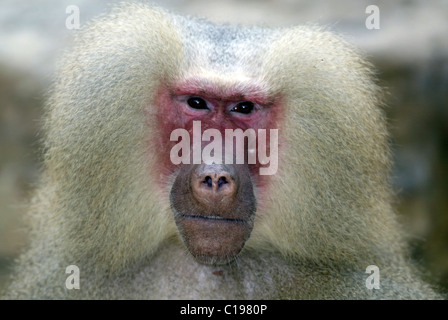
[191,164,237,202]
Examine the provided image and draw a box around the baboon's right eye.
[187,97,209,110]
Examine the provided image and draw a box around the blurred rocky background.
[0,0,447,294]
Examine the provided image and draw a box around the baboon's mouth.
[174,211,254,265]
[178,213,247,223]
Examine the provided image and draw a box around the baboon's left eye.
[231,101,254,114]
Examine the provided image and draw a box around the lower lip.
[179,214,246,224]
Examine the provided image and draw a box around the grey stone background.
[0,0,447,294]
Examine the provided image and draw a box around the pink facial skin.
[149,76,285,193]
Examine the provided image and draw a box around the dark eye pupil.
[232,101,254,114]
[187,97,208,110]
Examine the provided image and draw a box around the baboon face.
[155,82,282,265]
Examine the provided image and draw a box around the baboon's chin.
[174,214,254,265]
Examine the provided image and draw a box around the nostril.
[201,175,229,189]
[217,176,228,188]
[203,176,213,188]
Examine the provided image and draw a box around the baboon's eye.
[187,97,209,110]
[231,101,254,114]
